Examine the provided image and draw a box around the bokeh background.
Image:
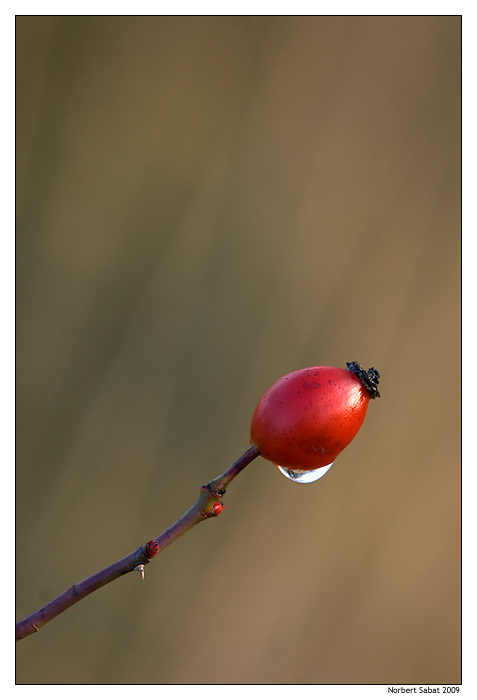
[16,16,461,684]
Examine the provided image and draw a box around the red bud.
[145,540,159,558]
[211,502,225,516]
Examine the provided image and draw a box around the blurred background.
[16,16,461,684]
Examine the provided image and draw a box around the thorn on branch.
[133,564,145,582]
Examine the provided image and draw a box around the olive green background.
[16,16,461,684]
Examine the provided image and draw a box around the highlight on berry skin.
[250,362,380,483]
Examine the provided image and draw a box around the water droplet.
[277,462,333,484]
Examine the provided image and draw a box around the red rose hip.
[250,362,379,478]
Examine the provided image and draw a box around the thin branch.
[16,445,260,642]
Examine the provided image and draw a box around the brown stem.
[15,445,261,642]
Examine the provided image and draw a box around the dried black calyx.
[346,361,380,399]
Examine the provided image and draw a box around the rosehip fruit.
[250,362,379,471]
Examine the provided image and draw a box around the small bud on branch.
[211,502,225,516]
[144,540,160,559]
